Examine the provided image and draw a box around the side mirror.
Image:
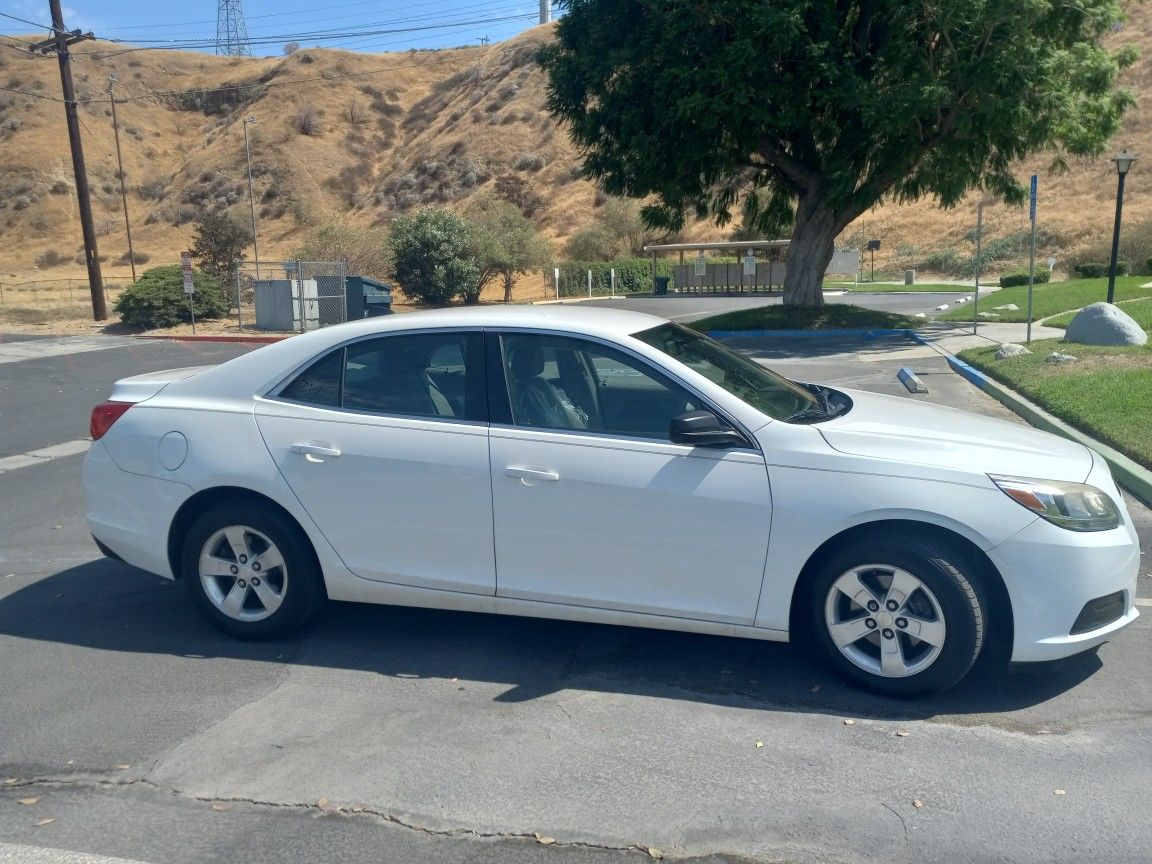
[669,410,747,448]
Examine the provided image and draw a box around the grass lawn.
[1044,297,1152,330]
[827,282,970,293]
[958,338,1152,468]
[691,305,920,332]
[939,276,1151,323]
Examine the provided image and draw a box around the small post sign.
[180,251,196,333]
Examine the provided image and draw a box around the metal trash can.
[654,275,671,296]
[904,269,916,285]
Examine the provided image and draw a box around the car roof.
[173,304,671,398]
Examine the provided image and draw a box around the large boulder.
[1064,302,1148,346]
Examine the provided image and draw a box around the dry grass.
[1,14,1150,293]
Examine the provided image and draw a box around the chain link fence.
[233,261,348,334]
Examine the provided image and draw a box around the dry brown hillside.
[0,15,1149,288]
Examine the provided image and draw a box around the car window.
[280,332,480,420]
[634,322,820,422]
[279,349,342,408]
[500,333,701,440]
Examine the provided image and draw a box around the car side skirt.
[325,575,789,643]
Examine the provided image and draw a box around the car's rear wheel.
[808,536,986,696]
[181,501,324,640]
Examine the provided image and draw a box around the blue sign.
[1029,175,1037,222]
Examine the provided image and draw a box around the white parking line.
[0,336,138,365]
[0,842,156,864]
[1135,598,1152,608]
[0,439,91,473]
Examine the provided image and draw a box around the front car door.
[488,331,773,625]
[255,329,496,595]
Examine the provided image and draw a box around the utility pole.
[242,117,260,279]
[30,0,106,320]
[108,75,136,282]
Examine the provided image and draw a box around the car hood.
[816,388,1093,482]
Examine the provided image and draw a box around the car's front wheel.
[181,501,324,639]
[809,536,987,696]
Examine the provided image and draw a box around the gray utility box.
[346,276,393,318]
[253,279,319,332]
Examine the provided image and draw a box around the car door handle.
[505,466,560,483]
[291,442,342,462]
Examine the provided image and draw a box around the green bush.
[114,265,230,329]
[998,268,1051,288]
[558,258,674,296]
[1072,261,1130,279]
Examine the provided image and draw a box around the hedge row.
[557,258,674,297]
[998,269,1052,288]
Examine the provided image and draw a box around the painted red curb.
[134,334,290,344]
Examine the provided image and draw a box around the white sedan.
[83,306,1140,695]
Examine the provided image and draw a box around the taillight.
[90,401,133,441]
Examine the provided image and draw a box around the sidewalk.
[910,321,1152,507]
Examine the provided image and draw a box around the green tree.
[114,265,230,330]
[565,224,619,261]
[390,208,479,306]
[466,194,554,303]
[295,219,392,279]
[190,211,250,282]
[541,0,1135,305]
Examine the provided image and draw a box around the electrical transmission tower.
[216,0,252,56]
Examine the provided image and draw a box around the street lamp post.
[1107,150,1136,305]
[972,196,995,335]
[107,75,137,282]
[243,117,260,279]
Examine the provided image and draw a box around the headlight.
[989,475,1121,532]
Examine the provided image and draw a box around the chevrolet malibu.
[83,306,1140,695]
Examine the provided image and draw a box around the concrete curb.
[943,353,1152,507]
[707,327,917,341]
[135,334,288,344]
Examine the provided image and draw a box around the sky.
[0,0,553,56]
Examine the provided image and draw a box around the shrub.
[1073,261,1129,278]
[998,268,1051,288]
[512,152,545,172]
[290,107,321,136]
[35,248,67,268]
[389,208,479,305]
[114,265,230,329]
[115,250,151,266]
[557,258,674,296]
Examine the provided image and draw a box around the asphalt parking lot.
[1,323,1149,864]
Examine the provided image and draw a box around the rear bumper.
[83,440,191,579]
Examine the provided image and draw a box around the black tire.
[807,535,986,697]
[181,501,325,640]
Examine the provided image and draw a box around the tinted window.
[501,333,700,440]
[280,332,480,420]
[634,322,818,421]
[279,349,342,408]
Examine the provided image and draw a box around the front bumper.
[990,510,1141,663]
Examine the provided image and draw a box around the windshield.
[634,323,821,422]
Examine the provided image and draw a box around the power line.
[91,12,536,51]
[0,11,54,31]
[0,84,66,102]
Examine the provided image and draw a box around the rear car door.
[254,330,495,595]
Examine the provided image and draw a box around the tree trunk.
[782,188,840,307]
[503,270,514,303]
